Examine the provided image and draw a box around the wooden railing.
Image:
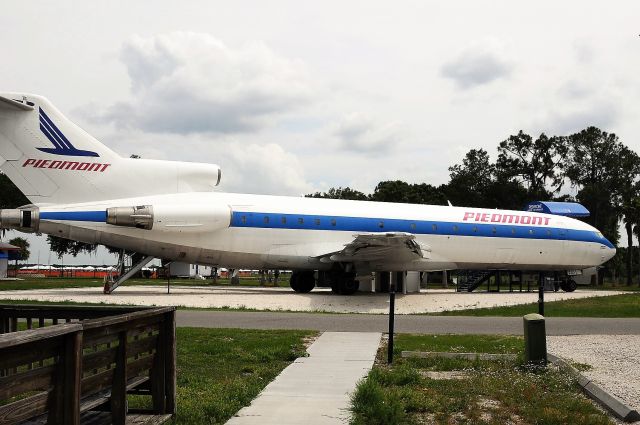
[0,305,176,425]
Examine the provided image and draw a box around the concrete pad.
[0,285,627,314]
[226,331,381,425]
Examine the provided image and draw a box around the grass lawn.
[434,293,640,317]
[0,276,290,291]
[351,334,613,425]
[144,327,315,424]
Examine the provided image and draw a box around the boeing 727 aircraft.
[0,94,616,294]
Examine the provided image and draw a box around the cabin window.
[473,226,478,233]
[331,219,336,226]
[378,221,384,229]
[264,216,270,224]
[546,229,552,236]
[492,227,497,234]
[298,217,304,225]
[453,225,459,232]
[410,223,416,230]
[281,217,287,224]
[241,215,247,224]
[431,224,437,231]
[314,218,320,226]
[529,229,534,235]
[511,228,516,234]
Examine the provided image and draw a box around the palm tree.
[8,237,30,273]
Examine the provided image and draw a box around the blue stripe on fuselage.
[230,211,615,248]
[40,211,107,222]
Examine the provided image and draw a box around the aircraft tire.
[332,279,359,295]
[291,271,315,293]
[562,279,578,292]
[560,278,577,292]
[339,279,359,295]
[289,272,300,291]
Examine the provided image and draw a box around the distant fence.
[0,305,175,425]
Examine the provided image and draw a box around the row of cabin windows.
[237,215,565,237]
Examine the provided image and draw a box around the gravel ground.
[0,286,625,314]
[548,335,640,416]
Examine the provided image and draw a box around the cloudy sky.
[2,1,639,262]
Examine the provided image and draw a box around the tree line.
[1,125,639,284]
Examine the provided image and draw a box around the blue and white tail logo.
[37,107,99,157]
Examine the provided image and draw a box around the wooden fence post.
[111,330,128,425]
[152,321,167,413]
[64,330,82,425]
[165,310,177,415]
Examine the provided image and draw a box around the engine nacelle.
[106,204,231,233]
[0,208,39,231]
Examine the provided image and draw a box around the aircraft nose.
[604,245,616,262]
[599,235,616,264]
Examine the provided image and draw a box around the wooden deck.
[0,305,176,425]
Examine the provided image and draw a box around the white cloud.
[537,101,619,135]
[330,113,402,153]
[441,38,513,89]
[94,32,314,134]
[217,142,312,196]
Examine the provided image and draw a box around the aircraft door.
[493,248,515,266]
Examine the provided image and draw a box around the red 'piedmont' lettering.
[462,211,550,226]
[22,159,111,173]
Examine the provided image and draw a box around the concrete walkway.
[226,332,382,425]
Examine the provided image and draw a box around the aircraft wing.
[317,232,429,263]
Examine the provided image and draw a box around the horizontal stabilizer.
[0,95,34,112]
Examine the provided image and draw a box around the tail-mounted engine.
[106,204,231,233]
[0,208,39,232]
[107,206,154,230]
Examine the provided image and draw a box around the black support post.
[387,272,395,365]
[538,272,545,316]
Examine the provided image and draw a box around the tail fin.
[0,93,221,205]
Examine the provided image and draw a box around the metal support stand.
[104,255,155,294]
[538,272,545,316]
[387,272,396,365]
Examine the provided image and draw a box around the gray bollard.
[523,313,547,364]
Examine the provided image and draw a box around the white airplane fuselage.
[32,191,615,273]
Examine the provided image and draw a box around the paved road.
[177,310,640,335]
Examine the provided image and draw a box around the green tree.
[496,131,568,199]
[8,237,30,271]
[612,147,640,285]
[565,127,627,246]
[306,187,368,200]
[47,235,98,258]
[444,148,496,208]
[371,181,447,205]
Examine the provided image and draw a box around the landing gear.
[330,272,359,295]
[289,269,360,295]
[560,278,577,292]
[290,271,315,293]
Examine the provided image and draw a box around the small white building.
[0,243,20,279]
[169,262,213,278]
